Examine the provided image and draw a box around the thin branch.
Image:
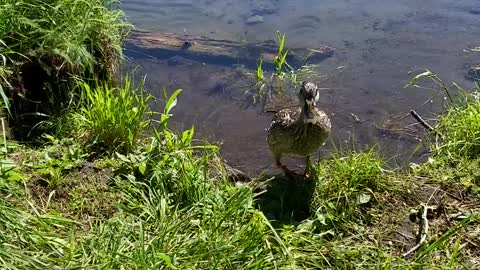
[410,110,434,131]
[402,204,430,257]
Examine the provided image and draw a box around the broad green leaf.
[181,126,194,146]
[6,170,24,182]
[164,89,183,115]
[138,162,146,175]
[157,253,178,269]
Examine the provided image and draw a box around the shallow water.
[122,0,480,175]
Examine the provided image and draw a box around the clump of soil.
[378,180,480,265]
[27,162,120,230]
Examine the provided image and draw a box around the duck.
[267,81,331,177]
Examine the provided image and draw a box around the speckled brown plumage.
[266,81,331,177]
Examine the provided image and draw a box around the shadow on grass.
[255,172,318,225]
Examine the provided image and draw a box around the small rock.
[246,15,264,25]
[166,56,196,66]
[343,40,354,48]
[469,8,480,15]
[466,66,480,81]
[250,0,277,16]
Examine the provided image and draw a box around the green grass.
[2,137,477,269]
[0,74,478,269]
[67,75,154,155]
[416,92,480,190]
[0,199,78,269]
[0,0,131,81]
[406,72,480,160]
[0,0,132,140]
[312,148,386,228]
[2,131,479,269]
[407,71,480,191]
[433,92,480,160]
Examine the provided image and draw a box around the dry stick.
[409,110,434,131]
[410,110,446,140]
[402,188,441,258]
[402,204,430,257]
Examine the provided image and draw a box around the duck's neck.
[298,103,317,124]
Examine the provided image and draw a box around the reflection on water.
[122,0,480,175]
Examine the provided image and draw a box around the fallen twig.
[403,203,430,257]
[409,110,434,131]
[350,113,363,123]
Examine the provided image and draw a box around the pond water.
[122,0,480,175]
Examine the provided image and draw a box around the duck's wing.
[268,108,301,131]
[314,109,332,130]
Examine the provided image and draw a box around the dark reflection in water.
[122,0,480,175]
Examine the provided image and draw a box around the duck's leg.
[275,154,296,178]
[275,156,288,172]
[303,155,311,178]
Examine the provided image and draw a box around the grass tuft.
[407,71,480,190]
[433,94,480,160]
[312,148,386,228]
[0,0,133,140]
[68,75,153,155]
[0,0,131,80]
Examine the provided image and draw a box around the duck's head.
[298,81,319,123]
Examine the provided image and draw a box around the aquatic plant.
[274,31,289,77]
[252,31,324,103]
